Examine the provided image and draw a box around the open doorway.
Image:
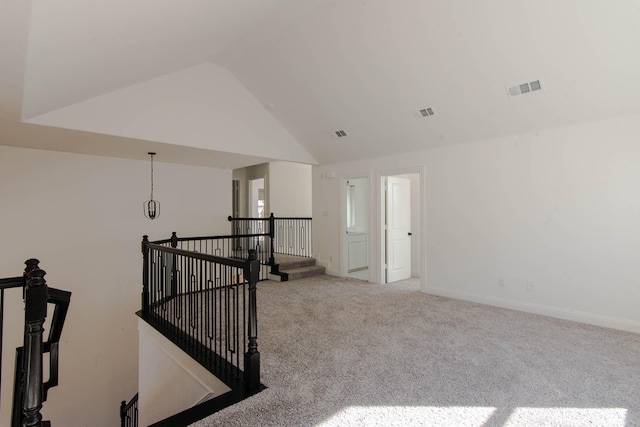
[343,177,370,280]
[248,178,265,219]
[379,171,422,285]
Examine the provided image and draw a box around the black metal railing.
[228,213,313,261]
[153,231,271,282]
[120,393,138,427]
[0,274,25,408]
[272,216,312,258]
[0,259,71,427]
[140,236,261,393]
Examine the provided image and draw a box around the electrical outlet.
[498,278,505,287]
[526,280,535,292]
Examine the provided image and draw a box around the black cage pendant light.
[143,152,161,220]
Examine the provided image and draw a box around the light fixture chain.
[150,153,154,200]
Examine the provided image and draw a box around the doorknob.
[408,232,412,236]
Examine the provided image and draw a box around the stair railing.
[228,213,313,261]
[120,393,138,427]
[0,259,71,427]
[0,270,28,408]
[140,236,262,393]
[152,231,271,282]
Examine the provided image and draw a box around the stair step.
[274,256,317,270]
[285,265,326,281]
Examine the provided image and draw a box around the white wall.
[0,145,231,427]
[233,161,312,218]
[313,113,640,332]
[138,320,230,426]
[245,163,269,217]
[269,161,312,217]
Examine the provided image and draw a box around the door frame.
[339,172,372,279]
[375,166,426,290]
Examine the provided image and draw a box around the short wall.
[137,319,231,426]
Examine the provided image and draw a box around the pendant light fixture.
[143,152,160,220]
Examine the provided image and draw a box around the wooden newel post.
[244,249,261,393]
[119,400,126,427]
[142,236,150,313]
[268,213,275,266]
[170,232,178,297]
[23,259,40,299]
[24,259,40,275]
[22,266,48,427]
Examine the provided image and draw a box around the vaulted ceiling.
[2,0,640,167]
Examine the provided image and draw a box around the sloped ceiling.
[2,0,640,167]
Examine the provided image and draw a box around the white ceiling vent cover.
[415,107,435,118]
[507,79,544,98]
[332,129,348,139]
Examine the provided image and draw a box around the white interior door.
[386,176,411,283]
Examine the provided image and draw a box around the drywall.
[269,161,312,217]
[0,145,231,426]
[138,320,230,426]
[233,161,312,218]
[233,163,269,217]
[313,113,640,332]
[25,63,317,165]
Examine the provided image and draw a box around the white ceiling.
[2,0,640,167]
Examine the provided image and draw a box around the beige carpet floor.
[190,275,640,427]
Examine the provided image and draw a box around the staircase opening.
[125,214,320,426]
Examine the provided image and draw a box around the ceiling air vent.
[416,107,435,118]
[507,79,543,98]
[332,129,348,139]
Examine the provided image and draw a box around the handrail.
[146,242,248,267]
[150,231,273,282]
[227,214,312,221]
[141,236,262,393]
[0,276,25,289]
[152,232,269,244]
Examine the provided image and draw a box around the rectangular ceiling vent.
[332,129,348,139]
[415,107,435,118]
[507,79,543,98]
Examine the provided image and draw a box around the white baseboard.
[422,286,640,334]
[325,268,341,277]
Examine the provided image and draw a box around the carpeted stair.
[269,254,325,281]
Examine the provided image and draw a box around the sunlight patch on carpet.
[504,407,627,426]
[316,406,496,426]
[316,406,627,426]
